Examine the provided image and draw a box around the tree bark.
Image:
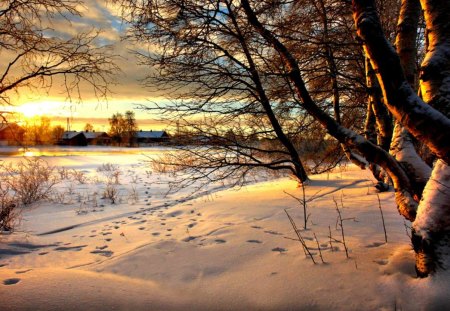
[392,0,431,197]
[411,0,450,277]
[353,0,450,164]
[419,0,450,119]
[354,0,450,276]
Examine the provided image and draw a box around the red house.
[0,123,25,146]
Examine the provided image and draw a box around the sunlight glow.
[16,101,64,118]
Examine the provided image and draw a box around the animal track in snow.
[90,250,113,257]
[54,245,87,251]
[272,247,287,253]
[3,278,20,285]
[247,240,263,244]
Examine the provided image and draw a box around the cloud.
[4,0,166,111]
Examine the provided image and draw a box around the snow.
[0,147,449,310]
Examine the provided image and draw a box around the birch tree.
[353,0,450,277]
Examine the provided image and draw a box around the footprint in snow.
[366,242,385,248]
[247,240,263,244]
[54,245,87,251]
[3,278,21,285]
[90,250,113,257]
[264,230,283,236]
[182,236,197,242]
[272,247,287,253]
[373,259,388,266]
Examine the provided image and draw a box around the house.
[136,130,170,145]
[0,123,25,146]
[58,131,88,146]
[83,131,111,145]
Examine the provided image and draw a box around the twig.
[328,225,334,252]
[284,209,316,264]
[313,232,325,263]
[376,193,388,243]
[333,197,349,259]
[284,188,310,230]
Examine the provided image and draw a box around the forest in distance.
[1,0,450,310]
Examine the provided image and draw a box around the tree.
[117,0,450,276]
[352,0,450,277]
[51,124,65,143]
[0,0,117,106]
[240,0,450,276]
[124,110,138,147]
[23,116,52,145]
[108,112,125,146]
[84,123,94,132]
[117,0,362,183]
[108,111,138,146]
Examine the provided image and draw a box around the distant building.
[58,131,88,146]
[136,130,170,145]
[83,131,111,145]
[58,131,110,146]
[0,123,25,146]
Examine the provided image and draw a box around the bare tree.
[240,0,450,277]
[115,0,450,276]
[117,0,311,183]
[108,110,138,146]
[0,0,118,106]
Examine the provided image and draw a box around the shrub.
[0,158,59,205]
[0,183,19,232]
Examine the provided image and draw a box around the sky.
[3,1,169,131]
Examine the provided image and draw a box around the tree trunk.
[412,160,450,277]
[391,0,431,197]
[365,56,391,189]
[419,0,450,119]
[366,57,393,152]
[353,0,450,164]
[317,0,367,170]
[227,2,308,183]
[353,0,450,276]
[410,0,450,277]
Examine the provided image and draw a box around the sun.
[15,101,63,118]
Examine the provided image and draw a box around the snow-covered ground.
[0,147,449,310]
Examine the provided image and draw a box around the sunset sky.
[4,1,169,131]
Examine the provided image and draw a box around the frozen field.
[0,147,449,310]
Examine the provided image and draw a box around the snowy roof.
[62,131,85,140]
[62,131,108,140]
[136,130,168,139]
[83,131,108,139]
